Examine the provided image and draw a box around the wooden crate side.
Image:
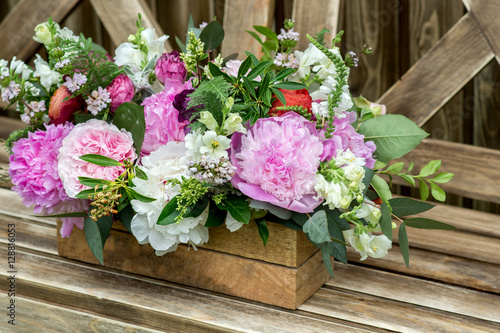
[57,221,329,309]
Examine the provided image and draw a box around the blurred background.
[0,0,499,213]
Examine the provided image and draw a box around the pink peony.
[230,112,323,213]
[141,82,191,155]
[9,123,89,237]
[107,74,135,113]
[155,51,187,85]
[321,111,377,168]
[58,119,137,198]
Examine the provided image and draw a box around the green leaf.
[216,195,251,224]
[252,25,279,45]
[175,36,186,53]
[303,210,330,243]
[74,113,95,124]
[95,214,113,247]
[84,216,104,265]
[373,160,388,170]
[238,56,253,79]
[204,203,225,227]
[400,174,416,186]
[419,181,430,201]
[358,114,429,162]
[384,162,405,174]
[389,197,435,217]
[246,60,273,81]
[257,73,271,99]
[242,76,258,99]
[431,172,454,184]
[291,212,308,227]
[35,212,88,218]
[270,86,286,106]
[199,21,224,52]
[184,195,209,219]
[124,187,156,203]
[79,154,124,167]
[113,102,146,154]
[208,61,231,81]
[273,68,296,83]
[362,167,374,197]
[380,203,393,241]
[272,81,306,90]
[404,218,457,230]
[78,177,114,188]
[157,196,180,226]
[135,167,148,180]
[255,218,269,246]
[319,243,335,277]
[430,182,446,202]
[325,211,348,263]
[117,203,134,233]
[75,189,99,199]
[371,175,392,202]
[419,160,441,177]
[398,222,410,268]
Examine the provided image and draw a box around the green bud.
[283,19,295,30]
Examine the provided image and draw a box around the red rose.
[269,88,313,117]
[48,86,82,125]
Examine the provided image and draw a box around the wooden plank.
[2,295,165,333]
[0,0,79,62]
[378,13,494,127]
[343,0,401,100]
[4,250,376,333]
[292,0,340,51]
[57,222,330,309]
[326,263,500,323]
[89,0,172,50]
[0,188,55,223]
[393,138,500,203]
[221,0,276,59]
[347,245,500,294]
[300,287,500,333]
[0,116,25,140]
[464,0,500,64]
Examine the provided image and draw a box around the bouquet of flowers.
[3,16,455,275]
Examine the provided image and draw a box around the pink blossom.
[230,112,323,213]
[9,123,89,237]
[107,74,135,113]
[58,119,137,198]
[222,60,243,77]
[155,51,187,85]
[321,111,377,168]
[141,82,191,155]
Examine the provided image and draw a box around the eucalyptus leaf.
[113,102,146,154]
[389,197,435,217]
[320,243,335,277]
[362,167,374,197]
[398,222,410,268]
[404,218,457,230]
[35,212,88,218]
[303,210,330,244]
[199,20,224,52]
[380,202,393,241]
[117,203,134,233]
[358,114,429,162]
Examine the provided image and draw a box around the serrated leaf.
[303,210,330,243]
[419,181,429,201]
[371,175,392,202]
[380,203,393,241]
[385,162,405,174]
[84,216,104,265]
[430,182,446,202]
[79,154,124,167]
[256,218,269,246]
[389,197,435,217]
[216,195,251,224]
[398,223,410,268]
[358,114,429,162]
[404,218,457,230]
[113,102,146,154]
[419,160,441,177]
[431,172,454,184]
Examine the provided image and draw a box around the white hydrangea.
[343,229,392,260]
[130,141,209,255]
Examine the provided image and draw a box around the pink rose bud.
[155,51,187,85]
[106,74,135,113]
[369,102,386,116]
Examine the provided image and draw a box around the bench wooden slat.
[89,0,171,50]
[0,0,79,62]
[393,138,500,203]
[4,249,376,333]
[5,295,164,332]
[378,13,494,127]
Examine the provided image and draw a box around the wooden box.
[57,220,332,309]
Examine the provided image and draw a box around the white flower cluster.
[185,130,231,160]
[343,228,392,260]
[186,155,236,185]
[85,87,111,115]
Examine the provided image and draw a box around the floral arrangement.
[2,16,456,274]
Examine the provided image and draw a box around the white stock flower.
[314,174,345,210]
[223,113,246,135]
[130,141,209,255]
[33,54,62,90]
[114,43,144,71]
[289,43,325,81]
[141,28,169,63]
[33,22,57,45]
[199,111,218,131]
[355,200,382,229]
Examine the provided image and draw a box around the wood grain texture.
[464,0,500,64]
[89,0,172,50]
[221,0,276,59]
[5,250,368,333]
[292,0,340,51]
[0,0,79,62]
[392,138,500,203]
[378,13,494,127]
[2,295,165,333]
[57,221,330,309]
[0,115,25,139]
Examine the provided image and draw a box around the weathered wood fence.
[0,0,499,213]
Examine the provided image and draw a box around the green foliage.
[303,210,330,243]
[4,125,43,155]
[216,194,251,224]
[256,218,269,246]
[358,114,429,162]
[371,175,392,203]
[204,203,226,227]
[84,215,113,265]
[313,28,330,47]
[199,21,224,52]
[380,203,393,241]
[389,197,435,217]
[404,218,457,230]
[79,154,125,167]
[187,76,232,110]
[398,222,410,268]
[113,102,146,154]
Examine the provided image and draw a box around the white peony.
[130,141,209,255]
